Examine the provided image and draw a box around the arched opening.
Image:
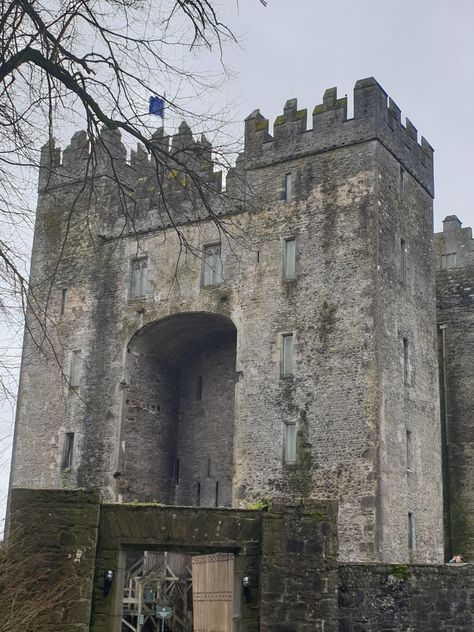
[119,312,237,507]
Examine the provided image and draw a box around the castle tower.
[9,78,443,562]
[435,215,474,560]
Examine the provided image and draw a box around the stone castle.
[8,77,474,574]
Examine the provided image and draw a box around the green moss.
[313,104,324,115]
[389,564,409,580]
[310,511,327,522]
[335,98,347,109]
[274,115,285,126]
[246,498,272,511]
[255,118,268,132]
[293,109,307,121]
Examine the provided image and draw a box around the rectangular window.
[283,237,296,280]
[284,423,297,464]
[403,337,409,384]
[406,429,413,473]
[439,252,457,269]
[60,288,68,316]
[400,166,405,199]
[281,333,294,377]
[197,482,201,506]
[61,432,74,470]
[175,459,180,485]
[196,376,203,401]
[408,511,416,552]
[400,238,407,284]
[70,350,82,388]
[207,458,211,478]
[203,243,223,286]
[130,257,148,298]
[215,481,219,507]
[284,173,293,203]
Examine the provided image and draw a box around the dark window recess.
[400,166,406,199]
[403,337,409,383]
[207,458,211,478]
[284,173,293,203]
[400,238,407,284]
[174,459,180,485]
[197,482,201,506]
[196,376,203,401]
[215,481,219,507]
[61,432,74,470]
[408,511,416,552]
[60,288,67,315]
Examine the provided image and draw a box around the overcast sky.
[1,0,473,519]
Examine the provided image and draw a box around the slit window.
[70,350,82,388]
[130,257,148,298]
[406,430,413,473]
[207,458,211,478]
[215,481,219,507]
[197,482,201,506]
[284,173,293,203]
[196,376,203,401]
[408,511,416,552]
[60,288,68,315]
[281,333,294,377]
[400,238,407,284]
[284,423,297,464]
[61,432,74,470]
[400,166,406,199]
[283,237,296,280]
[402,337,409,384]
[203,243,223,286]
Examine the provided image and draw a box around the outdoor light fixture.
[242,575,251,602]
[103,569,115,597]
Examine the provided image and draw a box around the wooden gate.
[192,553,234,632]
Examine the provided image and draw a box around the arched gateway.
[118,312,237,507]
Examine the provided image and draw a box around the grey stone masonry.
[435,216,474,560]
[9,77,442,563]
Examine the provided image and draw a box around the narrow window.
[70,350,82,388]
[406,430,412,473]
[175,459,180,485]
[130,257,148,298]
[284,173,293,203]
[283,237,296,280]
[403,337,409,384]
[281,333,294,377]
[215,481,219,507]
[400,238,407,284]
[197,482,201,506]
[203,243,223,286]
[284,423,297,464]
[171,458,176,480]
[256,250,260,263]
[61,432,74,470]
[196,376,203,401]
[207,458,211,478]
[408,511,416,553]
[60,288,68,316]
[441,252,457,269]
[400,166,405,199]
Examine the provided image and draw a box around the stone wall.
[435,216,474,560]
[339,563,474,632]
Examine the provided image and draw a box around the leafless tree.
[0,0,267,399]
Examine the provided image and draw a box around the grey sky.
[1,0,473,518]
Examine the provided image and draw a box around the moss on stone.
[310,510,327,522]
[274,115,285,126]
[313,104,324,115]
[389,564,409,580]
[255,119,268,132]
[335,98,347,109]
[294,109,307,121]
[246,498,272,511]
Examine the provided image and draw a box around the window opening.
[70,350,82,388]
[408,511,416,552]
[130,257,148,298]
[284,423,297,464]
[61,432,74,470]
[207,458,211,478]
[196,376,203,401]
[203,243,223,286]
[60,288,67,315]
[175,459,180,485]
[284,173,293,203]
[440,252,457,269]
[283,237,296,280]
[400,238,407,284]
[403,337,409,384]
[400,166,406,199]
[197,482,201,506]
[282,333,294,377]
[406,429,412,473]
[215,481,219,507]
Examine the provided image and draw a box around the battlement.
[434,215,474,270]
[243,77,434,195]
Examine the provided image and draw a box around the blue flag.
[149,96,164,118]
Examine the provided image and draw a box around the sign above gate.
[156,606,172,619]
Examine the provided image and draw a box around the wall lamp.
[103,569,115,597]
[242,575,251,602]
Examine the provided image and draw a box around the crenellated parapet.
[434,215,474,270]
[242,77,434,196]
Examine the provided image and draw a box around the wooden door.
[192,553,234,632]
